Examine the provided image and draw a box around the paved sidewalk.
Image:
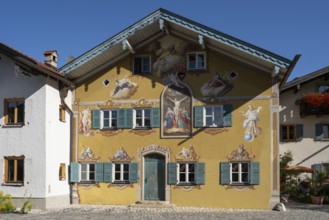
[1,201,328,220]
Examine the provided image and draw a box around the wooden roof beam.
[122,39,135,54]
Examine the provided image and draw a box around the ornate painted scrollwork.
[111,146,134,162]
[175,145,199,162]
[130,98,154,108]
[227,144,254,162]
[79,146,100,162]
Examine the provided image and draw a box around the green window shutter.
[70,162,80,183]
[95,162,104,182]
[194,106,204,128]
[129,163,138,183]
[195,162,205,185]
[220,162,230,185]
[296,124,304,142]
[167,163,177,185]
[125,108,133,128]
[280,125,284,141]
[249,162,260,185]
[91,109,100,129]
[103,162,112,183]
[223,105,233,127]
[151,108,160,128]
[118,109,125,128]
[315,123,323,141]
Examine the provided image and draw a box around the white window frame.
[101,109,118,129]
[323,124,329,139]
[113,163,130,182]
[187,52,206,71]
[80,163,95,182]
[203,105,223,127]
[177,163,195,185]
[230,162,249,184]
[133,55,151,74]
[133,108,151,128]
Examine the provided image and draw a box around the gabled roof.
[282,66,329,92]
[0,42,73,86]
[59,8,294,83]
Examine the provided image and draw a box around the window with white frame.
[187,52,206,71]
[134,108,151,128]
[80,163,95,182]
[102,109,118,129]
[231,162,249,184]
[178,163,195,185]
[318,85,329,93]
[133,55,151,74]
[204,106,223,127]
[113,163,129,183]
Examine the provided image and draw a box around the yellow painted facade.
[71,34,279,209]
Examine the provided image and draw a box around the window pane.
[142,57,150,73]
[112,111,117,119]
[7,102,16,123]
[89,164,95,172]
[104,111,109,119]
[17,160,24,181]
[242,173,249,183]
[232,173,239,182]
[189,173,195,182]
[136,110,142,118]
[323,125,329,139]
[231,163,239,172]
[197,54,205,69]
[205,107,212,115]
[81,164,87,172]
[188,164,195,172]
[115,173,120,180]
[319,85,329,93]
[241,163,248,172]
[205,117,212,126]
[112,119,117,127]
[179,164,186,172]
[134,57,142,73]
[89,172,95,180]
[123,164,129,171]
[81,172,87,180]
[123,173,129,181]
[103,119,109,127]
[282,126,288,140]
[7,160,15,181]
[17,101,24,123]
[144,109,150,118]
[288,125,295,140]
[115,164,121,171]
[188,54,196,69]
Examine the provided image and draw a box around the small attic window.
[53,56,57,62]
[229,71,238,80]
[103,79,110,87]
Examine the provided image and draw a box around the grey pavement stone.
[1,201,328,220]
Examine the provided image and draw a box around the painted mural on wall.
[228,144,254,161]
[175,145,199,161]
[79,107,94,136]
[150,35,187,80]
[242,105,262,142]
[111,75,138,99]
[111,146,133,161]
[200,72,234,97]
[161,84,192,138]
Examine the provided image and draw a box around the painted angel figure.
[243,105,262,141]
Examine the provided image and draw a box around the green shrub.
[0,191,16,213]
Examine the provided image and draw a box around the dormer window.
[133,55,151,74]
[187,52,206,71]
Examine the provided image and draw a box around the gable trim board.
[59,8,294,84]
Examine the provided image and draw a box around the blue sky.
[1,1,328,81]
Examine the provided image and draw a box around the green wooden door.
[144,153,165,201]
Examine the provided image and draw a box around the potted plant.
[310,171,327,205]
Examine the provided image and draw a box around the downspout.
[59,81,76,204]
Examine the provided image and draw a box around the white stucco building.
[280,66,329,179]
[0,43,74,209]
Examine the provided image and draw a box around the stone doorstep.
[129,201,175,208]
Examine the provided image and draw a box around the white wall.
[0,52,71,206]
[45,78,71,199]
[280,78,329,170]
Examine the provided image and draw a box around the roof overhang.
[59,8,294,85]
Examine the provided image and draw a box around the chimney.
[44,50,58,68]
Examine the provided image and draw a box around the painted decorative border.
[203,127,229,135]
[129,129,155,136]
